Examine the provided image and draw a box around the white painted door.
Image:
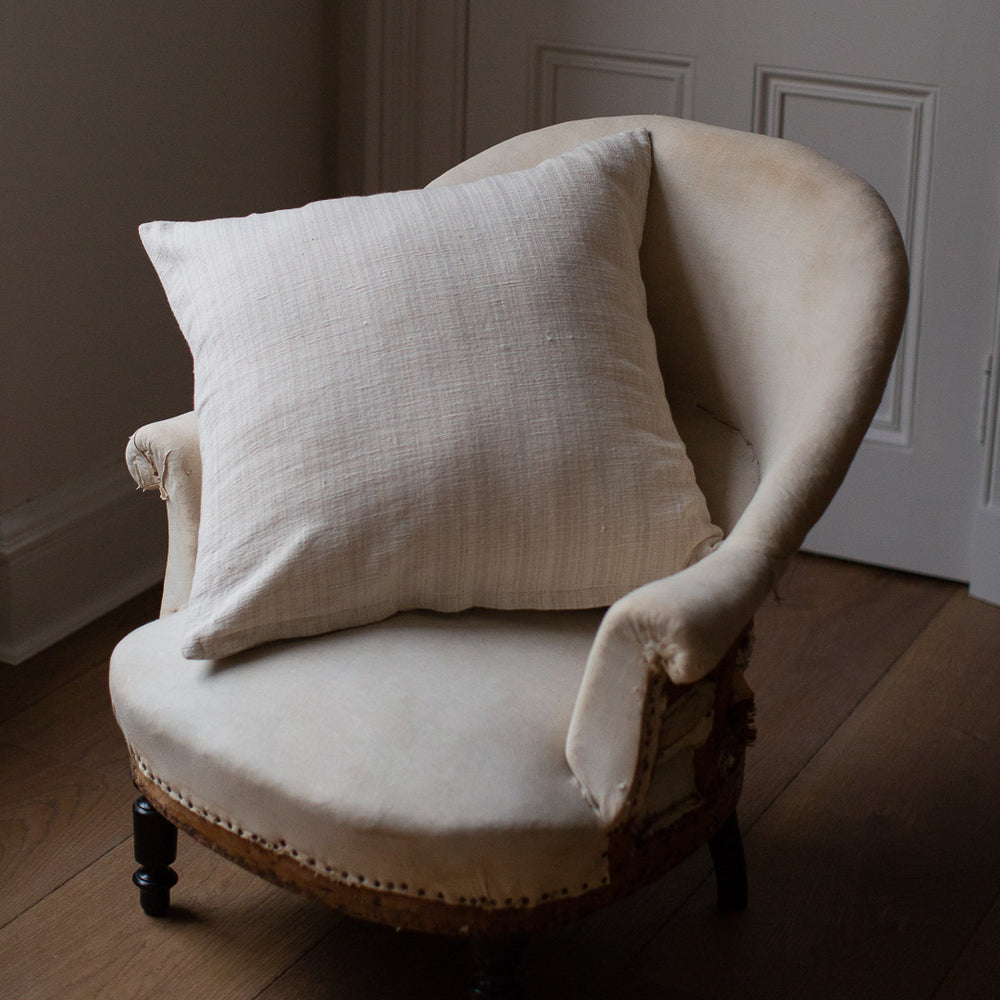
[463,0,1000,595]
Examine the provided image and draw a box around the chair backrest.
[430,116,909,555]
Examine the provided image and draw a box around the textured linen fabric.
[122,399,760,618]
[140,129,721,661]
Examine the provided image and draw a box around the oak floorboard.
[254,921,471,1000]
[742,553,958,817]
[0,836,339,1000]
[516,556,957,996]
[3,558,988,1000]
[0,657,131,777]
[631,590,1000,1000]
[932,893,1000,1000]
[0,652,139,926]
[0,742,135,927]
[254,918,705,1000]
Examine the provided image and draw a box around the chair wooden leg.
[470,934,529,999]
[708,810,748,911]
[132,796,178,916]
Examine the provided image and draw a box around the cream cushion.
[109,605,710,907]
[139,129,721,661]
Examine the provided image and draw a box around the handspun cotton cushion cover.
[140,129,721,661]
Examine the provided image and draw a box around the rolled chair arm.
[566,542,782,827]
[126,410,201,616]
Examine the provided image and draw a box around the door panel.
[465,0,1000,587]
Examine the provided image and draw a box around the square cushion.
[140,129,721,660]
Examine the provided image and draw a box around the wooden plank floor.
[1,554,997,999]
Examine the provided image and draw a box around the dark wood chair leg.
[470,934,529,999]
[132,796,178,916]
[708,810,748,911]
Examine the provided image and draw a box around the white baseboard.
[0,459,167,665]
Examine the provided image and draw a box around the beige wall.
[2,2,333,512]
[1,2,338,660]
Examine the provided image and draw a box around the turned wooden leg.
[470,935,529,999]
[132,796,178,916]
[708,810,748,911]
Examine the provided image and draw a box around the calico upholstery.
[111,114,908,934]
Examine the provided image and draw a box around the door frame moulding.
[969,263,1000,605]
[362,0,468,194]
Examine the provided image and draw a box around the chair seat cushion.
[110,608,706,909]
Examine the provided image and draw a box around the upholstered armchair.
[110,116,907,998]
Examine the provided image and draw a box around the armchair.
[110,115,907,997]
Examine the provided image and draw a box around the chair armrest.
[126,411,201,616]
[566,542,782,827]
